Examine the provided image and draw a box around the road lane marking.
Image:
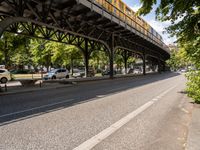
[73,85,177,150]
[0,99,74,119]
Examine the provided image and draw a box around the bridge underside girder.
[0,0,169,78]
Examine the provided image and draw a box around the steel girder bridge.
[0,0,170,78]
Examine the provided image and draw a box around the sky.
[123,0,176,45]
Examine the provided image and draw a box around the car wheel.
[52,76,56,79]
[65,75,69,78]
[1,77,8,84]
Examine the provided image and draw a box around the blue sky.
[123,0,176,45]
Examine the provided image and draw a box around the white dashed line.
[73,85,177,150]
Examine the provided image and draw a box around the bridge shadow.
[0,72,181,126]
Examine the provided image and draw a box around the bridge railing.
[90,0,169,52]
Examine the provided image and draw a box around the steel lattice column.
[123,50,128,74]
[109,34,115,79]
[143,52,146,75]
[84,39,89,77]
[158,59,162,73]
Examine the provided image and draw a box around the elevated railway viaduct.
[0,0,170,78]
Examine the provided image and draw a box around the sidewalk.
[0,74,144,96]
[186,104,200,150]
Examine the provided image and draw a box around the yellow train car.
[94,0,163,44]
[95,0,113,12]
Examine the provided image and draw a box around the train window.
[119,1,124,11]
[108,0,112,3]
[114,8,117,14]
[126,7,131,16]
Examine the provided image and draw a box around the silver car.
[44,68,69,80]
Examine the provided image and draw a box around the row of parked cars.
[0,68,96,83]
[44,68,96,80]
[0,67,142,83]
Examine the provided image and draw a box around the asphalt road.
[0,72,192,150]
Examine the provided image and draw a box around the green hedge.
[186,70,200,103]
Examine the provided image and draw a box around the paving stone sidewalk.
[186,104,200,150]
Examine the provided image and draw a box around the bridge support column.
[163,62,166,72]
[158,59,162,74]
[0,22,6,37]
[143,52,146,75]
[83,39,89,77]
[109,34,114,79]
[123,50,128,74]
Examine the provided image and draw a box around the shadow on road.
[0,72,181,126]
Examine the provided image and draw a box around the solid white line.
[0,99,74,118]
[73,86,177,150]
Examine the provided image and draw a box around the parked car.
[133,69,142,74]
[0,69,11,83]
[44,68,69,80]
[72,68,95,78]
[72,68,85,78]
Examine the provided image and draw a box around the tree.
[138,0,200,102]
[30,39,83,72]
[0,32,30,68]
[138,0,199,41]
[166,47,189,70]
[90,50,109,71]
[52,44,83,70]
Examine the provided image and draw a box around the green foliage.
[30,38,83,70]
[183,36,200,102]
[166,47,189,70]
[127,57,136,65]
[182,37,200,68]
[0,32,30,68]
[186,71,200,103]
[138,0,200,42]
[90,50,109,70]
[138,0,200,102]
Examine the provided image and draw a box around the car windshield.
[49,69,58,73]
[0,70,6,73]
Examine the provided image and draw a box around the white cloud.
[147,19,176,44]
[130,4,142,12]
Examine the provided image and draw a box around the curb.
[0,84,73,96]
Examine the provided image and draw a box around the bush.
[186,70,200,103]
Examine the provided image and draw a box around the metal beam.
[143,52,146,75]
[109,33,114,79]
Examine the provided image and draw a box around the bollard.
[5,84,7,92]
[40,81,42,88]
